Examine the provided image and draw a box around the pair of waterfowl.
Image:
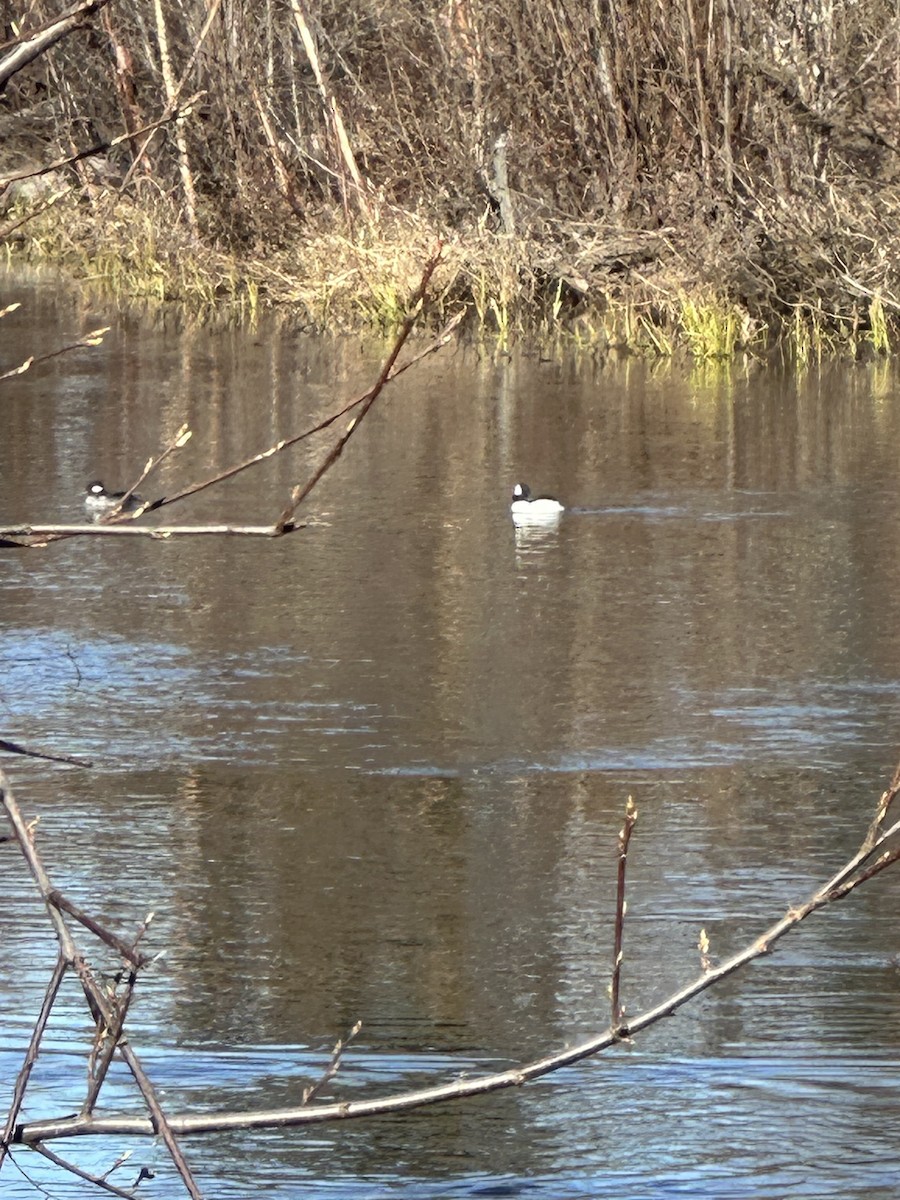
[87,478,562,523]
[510,482,564,524]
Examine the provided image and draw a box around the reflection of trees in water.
[4,760,900,1196]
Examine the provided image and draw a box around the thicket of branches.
[2,0,900,338]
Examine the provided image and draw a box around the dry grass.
[6,185,900,362]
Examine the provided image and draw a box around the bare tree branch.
[610,795,636,1029]
[0,522,301,549]
[0,955,66,1170]
[47,892,150,968]
[274,241,445,532]
[0,303,462,550]
[0,94,205,193]
[149,308,464,516]
[0,329,109,383]
[0,737,92,767]
[28,1142,139,1199]
[101,424,192,523]
[6,761,900,1151]
[0,0,111,92]
[302,1021,362,1106]
[1,774,203,1197]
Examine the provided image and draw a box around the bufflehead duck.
[84,481,144,521]
[510,482,564,522]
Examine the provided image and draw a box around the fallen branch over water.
[3,761,899,1190]
[0,254,461,550]
[0,523,303,549]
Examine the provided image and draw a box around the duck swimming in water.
[510,482,564,523]
[84,481,144,521]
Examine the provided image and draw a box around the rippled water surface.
[1,271,900,1198]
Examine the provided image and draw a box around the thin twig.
[148,309,464,515]
[273,242,444,533]
[1,774,204,1198]
[825,844,900,898]
[131,911,155,954]
[302,1021,362,1105]
[0,737,92,767]
[610,795,636,1029]
[47,892,149,968]
[0,186,74,240]
[28,1143,138,1199]
[0,329,109,383]
[101,424,192,523]
[861,767,900,855]
[0,955,66,1170]
[82,968,138,1115]
[0,94,204,191]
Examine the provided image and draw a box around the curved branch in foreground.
[12,766,900,1146]
[0,327,109,383]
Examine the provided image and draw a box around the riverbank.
[2,0,899,358]
[4,186,891,362]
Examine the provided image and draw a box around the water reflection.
[2,271,900,1197]
[514,519,562,569]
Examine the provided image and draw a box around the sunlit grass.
[6,190,900,360]
[784,303,843,367]
[867,295,890,355]
[678,296,743,359]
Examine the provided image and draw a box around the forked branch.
[0,773,202,1197]
[272,241,445,533]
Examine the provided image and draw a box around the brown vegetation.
[2,1,900,351]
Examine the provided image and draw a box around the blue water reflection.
[2,279,900,1197]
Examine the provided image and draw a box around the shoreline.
[2,0,898,361]
[2,189,892,363]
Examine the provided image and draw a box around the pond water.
[1,270,899,1198]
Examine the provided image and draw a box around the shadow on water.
[2,272,900,1195]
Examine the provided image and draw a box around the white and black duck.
[84,481,144,521]
[510,482,564,524]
